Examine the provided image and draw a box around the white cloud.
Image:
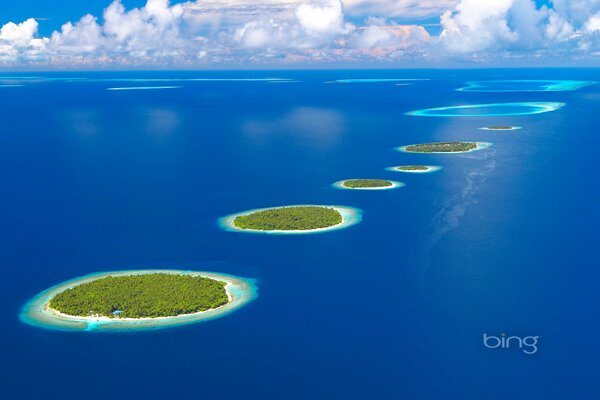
[546,10,575,40]
[440,0,517,53]
[295,0,349,34]
[439,0,600,59]
[343,0,458,18]
[585,12,600,32]
[0,18,47,62]
[0,0,600,66]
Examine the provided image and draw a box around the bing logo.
[483,333,539,355]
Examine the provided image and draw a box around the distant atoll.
[328,78,428,84]
[406,102,565,117]
[386,165,441,173]
[457,80,597,92]
[219,205,362,234]
[20,270,257,332]
[479,126,522,131]
[334,179,404,190]
[107,86,181,91]
[397,142,492,154]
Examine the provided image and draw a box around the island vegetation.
[483,126,515,130]
[395,165,430,171]
[404,142,477,153]
[342,179,393,188]
[49,273,229,318]
[233,206,342,231]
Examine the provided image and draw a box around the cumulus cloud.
[343,0,458,18]
[0,18,47,62]
[440,0,517,53]
[0,0,599,66]
[439,0,600,60]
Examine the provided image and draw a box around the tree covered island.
[404,142,478,153]
[483,126,517,130]
[395,165,430,171]
[48,273,229,318]
[341,179,393,188]
[233,206,343,231]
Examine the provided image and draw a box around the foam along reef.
[20,270,257,332]
[457,80,597,92]
[219,205,362,234]
[479,126,522,131]
[406,102,565,117]
[334,179,404,190]
[397,142,492,154]
[386,165,442,173]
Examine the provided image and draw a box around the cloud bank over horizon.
[1,0,599,67]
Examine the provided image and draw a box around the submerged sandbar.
[407,102,564,117]
[458,80,597,92]
[329,78,428,84]
[479,126,522,131]
[20,270,257,332]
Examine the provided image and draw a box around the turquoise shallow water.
[458,80,597,92]
[331,78,427,83]
[407,102,564,117]
[219,205,363,234]
[19,270,258,332]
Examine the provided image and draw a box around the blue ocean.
[1,69,599,399]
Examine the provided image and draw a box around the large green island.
[50,273,228,318]
[334,179,404,190]
[220,205,362,234]
[398,141,491,153]
[20,270,257,332]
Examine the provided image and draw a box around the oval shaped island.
[220,205,362,234]
[334,179,404,190]
[386,165,441,173]
[397,141,491,154]
[20,270,257,332]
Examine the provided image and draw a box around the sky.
[1,0,599,69]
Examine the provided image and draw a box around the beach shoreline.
[397,142,492,154]
[333,180,404,190]
[219,205,362,234]
[20,270,257,332]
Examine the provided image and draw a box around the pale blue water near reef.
[1,69,599,400]
[458,79,597,92]
[407,102,564,117]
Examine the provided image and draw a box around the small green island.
[396,166,429,171]
[334,179,403,190]
[233,206,342,231]
[20,270,258,332]
[49,273,229,318]
[387,165,441,174]
[343,179,392,188]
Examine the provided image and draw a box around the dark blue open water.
[1,69,599,399]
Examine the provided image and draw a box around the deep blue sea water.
[1,69,599,399]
